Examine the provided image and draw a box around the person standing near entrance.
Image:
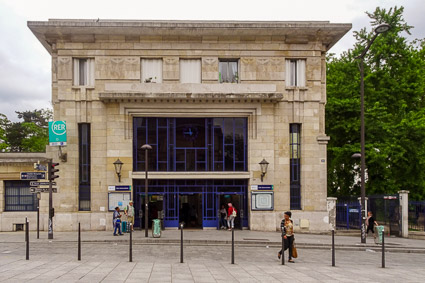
[220,204,228,229]
[227,203,237,230]
[278,211,295,262]
[113,207,123,236]
[125,201,135,231]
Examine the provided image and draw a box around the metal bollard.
[382,229,385,268]
[180,223,184,263]
[231,228,235,264]
[281,235,285,265]
[78,222,81,261]
[129,223,133,262]
[25,218,29,260]
[332,229,335,267]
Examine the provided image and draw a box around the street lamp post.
[141,144,152,238]
[355,24,390,244]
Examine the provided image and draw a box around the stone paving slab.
[1,241,424,282]
[2,229,424,250]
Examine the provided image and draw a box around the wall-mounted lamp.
[259,159,269,182]
[113,158,123,182]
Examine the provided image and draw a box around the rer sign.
[49,121,67,146]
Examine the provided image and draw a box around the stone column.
[327,197,337,230]
[398,190,410,238]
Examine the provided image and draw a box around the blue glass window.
[79,123,91,211]
[133,117,247,172]
[290,124,301,210]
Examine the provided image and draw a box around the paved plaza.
[1,230,424,282]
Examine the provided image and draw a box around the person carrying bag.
[278,211,295,262]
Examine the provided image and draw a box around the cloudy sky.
[0,0,424,121]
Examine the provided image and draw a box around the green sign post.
[49,121,67,146]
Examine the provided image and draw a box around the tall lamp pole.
[141,144,152,238]
[355,24,390,244]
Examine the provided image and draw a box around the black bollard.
[37,195,40,239]
[231,228,235,264]
[78,222,81,261]
[180,223,184,263]
[382,229,385,268]
[332,229,335,267]
[129,224,133,262]
[25,219,29,260]
[281,235,285,265]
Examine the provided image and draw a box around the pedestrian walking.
[366,211,379,238]
[219,204,228,229]
[113,207,123,236]
[278,211,295,262]
[227,203,237,230]
[125,201,135,231]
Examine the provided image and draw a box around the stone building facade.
[0,20,350,232]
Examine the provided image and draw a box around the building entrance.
[217,194,243,229]
[136,194,164,229]
[179,193,202,228]
[133,179,248,229]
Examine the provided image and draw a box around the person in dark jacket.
[278,211,295,262]
[366,211,379,238]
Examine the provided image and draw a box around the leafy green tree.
[326,6,425,200]
[0,114,10,151]
[0,109,52,152]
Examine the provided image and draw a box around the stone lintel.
[99,92,283,103]
[131,171,250,179]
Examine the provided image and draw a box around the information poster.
[108,192,131,211]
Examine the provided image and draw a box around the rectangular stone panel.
[95,57,140,80]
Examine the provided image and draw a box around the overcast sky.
[0,0,424,121]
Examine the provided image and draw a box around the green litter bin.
[374,225,384,244]
[152,219,161,238]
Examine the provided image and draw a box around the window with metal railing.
[4,180,36,211]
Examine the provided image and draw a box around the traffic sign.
[30,181,56,186]
[21,172,46,180]
[49,121,67,146]
[30,187,57,193]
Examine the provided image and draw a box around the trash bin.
[152,219,161,238]
[374,225,384,244]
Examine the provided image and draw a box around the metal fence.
[336,200,361,229]
[409,201,425,232]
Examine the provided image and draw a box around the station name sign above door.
[108,185,131,191]
[251,185,274,190]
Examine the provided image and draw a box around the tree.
[326,6,425,200]
[0,109,52,152]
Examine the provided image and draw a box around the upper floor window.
[219,60,239,83]
[286,59,306,87]
[180,59,201,83]
[73,58,95,86]
[141,59,163,83]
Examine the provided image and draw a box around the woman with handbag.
[278,211,295,262]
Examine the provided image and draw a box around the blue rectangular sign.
[115,185,131,191]
[21,172,46,180]
[258,185,274,190]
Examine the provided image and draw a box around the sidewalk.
[2,229,425,253]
